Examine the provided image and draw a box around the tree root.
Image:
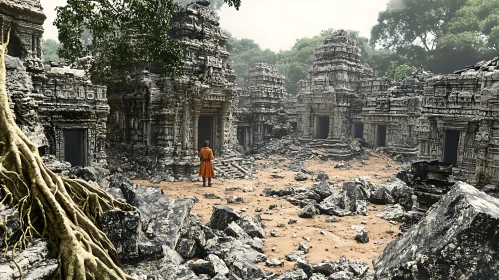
[0,30,136,279]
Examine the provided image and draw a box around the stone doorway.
[376,125,387,147]
[353,123,364,138]
[198,116,215,154]
[6,32,23,58]
[444,130,460,166]
[315,116,329,139]
[64,129,86,167]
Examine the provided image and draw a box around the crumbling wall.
[360,70,431,160]
[416,56,499,185]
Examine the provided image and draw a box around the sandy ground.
[135,152,404,274]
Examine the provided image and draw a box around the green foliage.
[55,0,240,80]
[226,32,278,85]
[386,61,417,82]
[371,0,499,74]
[42,39,63,62]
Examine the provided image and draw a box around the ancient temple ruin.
[416,57,499,185]
[2,0,108,167]
[359,70,432,160]
[106,0,239,177]
[237,63,286,148]
[297,30,373,141]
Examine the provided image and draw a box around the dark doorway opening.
[38,146,47,157]
[354,123,364,138]
[237,127,245,146]
[64,129,85,167]
[376,125,387,147]
[316,116,329,139]
[444,130,460,166]
[290,122,298,131]
[198,116,214,154]
[7,32,23,58]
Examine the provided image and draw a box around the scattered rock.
[285,250,306,261]
[354,229,369,243]
[265,259,284,267]
[376,204,405,222]
[295,172,308,181]
[227,196,244,204]
[298,204,320,218]
[204,193,221,199]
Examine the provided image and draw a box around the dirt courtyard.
[135,152,404,274]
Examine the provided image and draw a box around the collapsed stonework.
[106,0,242,179]
[2,0,109,168]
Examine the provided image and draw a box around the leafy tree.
[0,0,240,279]
[371,0,499,74]
[386,60,417,82]
[226,32,278,85]
[42,39,63,62]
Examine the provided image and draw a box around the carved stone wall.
[359,70,432,159]
[296,30,373,141]
[106,0,238,178]
[237,63,286,148]
[416,56,499,185]
[2,0,108,167]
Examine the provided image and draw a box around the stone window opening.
[353,123,364,139]
[6,31,23,58]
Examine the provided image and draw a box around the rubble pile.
[374,182,499,279]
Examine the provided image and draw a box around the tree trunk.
[0,31,135,280]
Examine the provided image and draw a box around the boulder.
[376,204,405,222]
[276,268,308,280]
[209,206,241,230]
[369,185,395,205]
[236,216,266,238]
[311,180,333,200]
[187,254,229,277]
[295,172,308,181]
[374,182,499,280]
[285,251,306,261]
[355,229,369,243]
[298,204,320,218]
[227,196,244,204]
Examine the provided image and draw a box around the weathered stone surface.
[209,205,242,230]
[276,269,308,280]
[389,179,414,211]
[369,185,395,205]
[187,254,229,277]
[101,209,142,261]
[311,180,333,200]
[354,229,369,243]
[285,251,306,261]
[328,271,354,280]
[298,203,320,218]
[227,196,244,204]
[236,216,266,238]
[376,204,405,222]
[318,181,369,217]
[266,259,284,267]
[295,172,308,181]
[0,207,20,249]
[374,182,499,280]
[0,239,58,280]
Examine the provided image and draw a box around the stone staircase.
[213,157,252,179]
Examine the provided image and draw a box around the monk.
[199,140,215,187]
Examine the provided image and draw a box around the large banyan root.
[0,30,135,280]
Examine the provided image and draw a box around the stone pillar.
[219,101,230,155]
[333,109,341,139]
[303,106,311,138]
[327,115,334,139]
[192,113,199,153]
[182,104,189,150]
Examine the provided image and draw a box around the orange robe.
[199,147,215,178]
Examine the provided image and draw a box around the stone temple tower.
[297,29,373,141]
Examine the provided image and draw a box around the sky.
[40,0,391,52]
